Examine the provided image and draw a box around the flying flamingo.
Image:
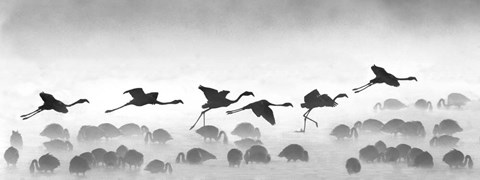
[105,88,183,113]
[226,100,293,125]
[21,92,89,120]
[189,85,254,130]
[353,65,417,93]
[297,89,348,133]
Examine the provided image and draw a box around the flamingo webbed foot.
[295,129,305,133]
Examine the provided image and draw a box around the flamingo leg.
[303,109,318,127]
[105,103,131,113]
[354,83,374,93]
[226,108,244,114]
[21,109,41,117]
[203,112,206,126]
[189,108,211,130]
[352,82,372,91]
[22,109,43,120]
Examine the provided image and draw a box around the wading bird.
[298,89,347,132]
[105,88,183,113]
[227,100,293,126]
[190,85,254,130]
[21,92,89,120]
[352,65,417,93]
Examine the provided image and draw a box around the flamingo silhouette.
[21,92,89,120]
[353,65,417,93]
[226,100,293,125]
[105,88,183,113]
[297,89,348,133]
[189,85,254,130]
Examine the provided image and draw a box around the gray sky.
[1,0,480,122]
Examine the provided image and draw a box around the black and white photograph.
[1,0,480,179]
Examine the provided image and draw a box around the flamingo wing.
[147,92,159,100]
[319,95,337,107]
[248,101,275,125]
[304,89,321,103]
[199,85,225,101]
[383,73,400,87]
[40,92,57,103]
[371,65,389,77]
[124,88,147,99]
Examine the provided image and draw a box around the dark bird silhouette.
[433,119,463,136]
[359,145,381,163]
[190,85,254,130]
[144,128,173,144]
[69,156,90,176]
[407,148,424,166]
[122,149,144,169]
[30,153,60,174]
[43,139,73,152]
[429,135,459,147]
[396,144,411,162]
[278,144,309,162]
[91,148,107,167]
[227,100,293,126]
[352,65,417,93]
[21,92,89,120]
[381,119,405,136]
[415,99,433,111]
[40,123,70,140]
[176,148,216,164]
[77,125,105,142]
[443,149,473,169]
[373,99,407,111]
[227,149,243,167]
[116,145,128,159]
[195,125,228,144]
[79,152,95,167]
[105,88,183,113]
[330,124,358,140]
[437,93,471,109]
[119,123,148,137]
[354,119,384,133]
[4,147,19,166]
[144,159,172,173]
[397,121,426,138]
[234,138,263,149]
[244,145,271,164]
[297,89,348,132]
[346,158,361,175]
[231,122,261,139]
[98,123,123,140]
[413,151,434,168]
[375,140,387,154]
[103,151,119,168]
[10,130,23,149]
[384,147,400,163]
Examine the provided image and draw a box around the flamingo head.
[282,103,294,107]
[242,91,255,97]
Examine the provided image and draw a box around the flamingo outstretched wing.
[40,92,56,103]
[147,92,159,100]
[371,65,389,77]
[124,88,146,99]
[199,85,229,101]
[248,100,275,125]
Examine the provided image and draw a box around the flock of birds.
[4,64,477,177]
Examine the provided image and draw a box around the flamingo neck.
[66,99,84,107]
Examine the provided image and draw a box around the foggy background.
[1,0,480,179]
[1,0,479,123]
